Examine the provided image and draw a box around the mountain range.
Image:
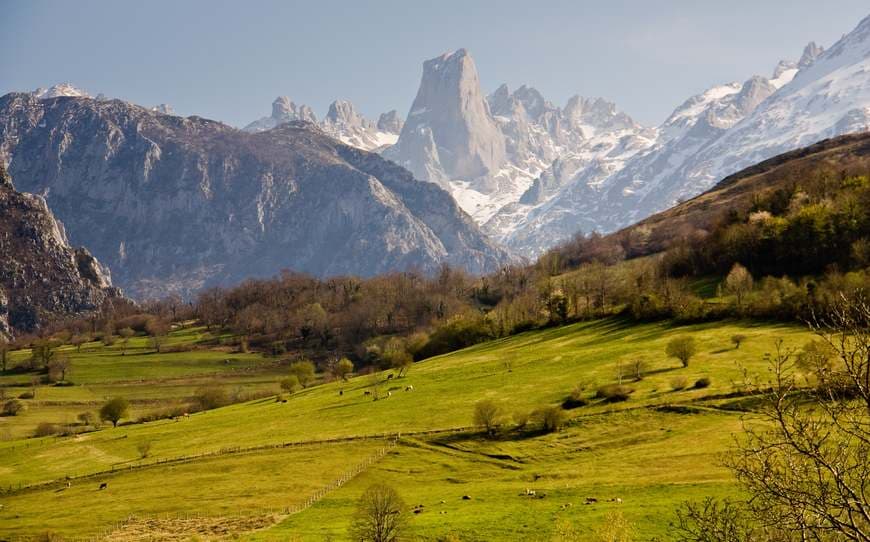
[240,14,870,258]
[3,12,870,303]
[0,94,509,299]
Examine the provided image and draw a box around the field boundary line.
[0,428,463,496]
[72,437,399,542]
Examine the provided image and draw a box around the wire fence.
[0,427,467,496]
[61,435,399,542]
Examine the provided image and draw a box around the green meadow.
[0,318,816,540]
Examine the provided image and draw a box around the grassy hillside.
[0,318,816,540]
[0,326,283,440]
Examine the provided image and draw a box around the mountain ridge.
[0,93,512,299]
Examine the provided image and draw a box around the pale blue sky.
[2,1,868,127]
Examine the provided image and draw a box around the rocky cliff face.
[0,94,511,299]
[384,49,507,190]
[383,49,654,235]
[0,165,120,336]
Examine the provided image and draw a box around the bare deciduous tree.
[350,483,407,542]
[674,294,870,541]
[474,399,503,437]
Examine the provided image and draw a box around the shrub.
[34,422,60,437]
[594,384,633,403]
[562,386,589,409]
[18,391,35,399]
[513,410,530,429]
[77,411,98,427]
[418,313,496,359]
[666,336,698,367]
[193,386,229,410]
[694,377,712,389]
[137,440,153,458]
[534,406,566,433]
[3,399,25,416]
[671,376,689,391]
[280,375,301,393]
[288,360,316,388]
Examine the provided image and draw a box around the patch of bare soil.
[103,513,281,541]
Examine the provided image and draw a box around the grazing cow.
[404,385,414,391]
[462,495,472,500]
[364,391,371,396]
[99,482,108,490]
[387,373,394,380]
[339,389,343,396]
[524,488,536,497]
[387,391,392,398]
[67,482,71,489]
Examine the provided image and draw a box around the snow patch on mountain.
[32,83,90,100]
[244,96,398,152]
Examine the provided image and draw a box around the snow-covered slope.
[494,25,870,257]
[32,83,91,100]
[668,24,870,195]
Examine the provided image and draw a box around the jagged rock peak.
[390,48,506,182]
[487,84,513,116]
[733,75,777,112]
[799,41,825,69]
[325,99,373,129]
[377,110,404,134]
[563,95,639,134]
[271,96,318,123]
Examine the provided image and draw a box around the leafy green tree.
[280,375,301,393]
[289,359,316,388]
[99,397,129,427]
[334,357,354,381]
